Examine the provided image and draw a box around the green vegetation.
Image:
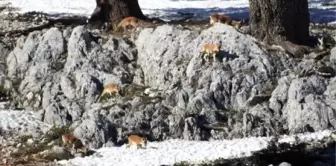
[11,126,73,159]
[68,74,77,89]
[132,95,163,110]
[11,142,50,158]
[99,92,118,102]
[10,77,22,91]
[242,65,257,75]
[51,60,66,71]
[0,85,9,95]
[11,134,48,158]
[107,30,132,39]
[260,79,277,96]
[99,84,148,102]
[18,135,33,143]
[122,84,149,100]
[44,126,73,146]
[322,2,336,6]
[222,108,245,119]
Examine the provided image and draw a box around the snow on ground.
[0,109,333,166]
[0,0,335,23]
[140,0,248,10]
[0,0,96,17]
[58,130,334,166]
[0,109,52,135]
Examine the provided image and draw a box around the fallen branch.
[0,22,52,36]
[0,16,88,37]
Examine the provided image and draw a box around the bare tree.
[88,0,147,29]
[88,0,314,55]
[249,0,313,56]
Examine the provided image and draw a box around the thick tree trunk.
[249,0,310,47]
[88,0,147,29]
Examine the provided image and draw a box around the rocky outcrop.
[39,146,74,160]
[1,22,335,149]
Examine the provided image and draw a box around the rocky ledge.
[0,11,335,165]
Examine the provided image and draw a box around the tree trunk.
[88,0,147,29]
[249,0,310,50]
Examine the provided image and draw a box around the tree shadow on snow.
[309,8,336,23]
[146,6,336,24]
[146,7,250,22]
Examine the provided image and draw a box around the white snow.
[0,0,96,17]
[0,109,52,135]
[58,130,334,166]
[0,0,248,17]
[139,0,248,12]
[0,0,335,23]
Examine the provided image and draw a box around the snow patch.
[0,0,335,23]
[0,109,52,135]
[0,0,96,17]
[58,130,333,166]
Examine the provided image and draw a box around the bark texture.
[249,0,310,46]
[88,0,147,29]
